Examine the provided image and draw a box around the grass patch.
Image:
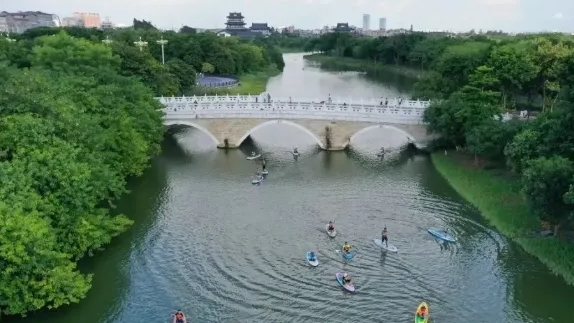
[303,53,427,79]
[432,152,574,286]
[191,65,280,96]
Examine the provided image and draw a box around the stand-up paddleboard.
[252,177,263,184]
[341,250,356,260]
[325,224,337,237]
[306,251,319,267]
[427,228,456,242]
[293,152,299,156]
[261,170,269,175]
[335,272,356,292]
[414,302,429,323]
[373,238,398,252]
[246,154,261,160]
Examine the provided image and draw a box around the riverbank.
[432,152,574,285]
[192,65,280,96]
[303,53,426,79]
[277,47,305,54]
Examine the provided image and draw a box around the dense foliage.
[0,31,165,316]
[301,31,574,233]
[15,25,285,96]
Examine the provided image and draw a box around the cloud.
[553,12,564,19]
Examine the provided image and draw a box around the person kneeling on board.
[308,252,316,261]
[173,310,186,323]
[343,273,351,284]
[328,221,335,231]
[416,305,428,320]
[342,242,351,253]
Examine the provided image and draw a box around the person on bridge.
[328,221,335,231]
[342,242,351,253]
[416,305,428,320]
[382,227,389,247]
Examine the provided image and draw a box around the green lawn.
[432,152,574,286]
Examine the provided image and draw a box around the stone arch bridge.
[159,95,433,150]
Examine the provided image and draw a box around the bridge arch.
[237,120,325,148]
[163,120,219,145]
[349,124,416,144]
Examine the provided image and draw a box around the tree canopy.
[0,24,286,317]
[15,26,285,97]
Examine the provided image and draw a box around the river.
[14,53,574,323]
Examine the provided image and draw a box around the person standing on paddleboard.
[262,158,266,171]
[382,227,388,247]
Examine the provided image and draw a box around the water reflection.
[266,54,412,99]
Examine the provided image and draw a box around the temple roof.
[250,23,269,29]
[227,12,244,19]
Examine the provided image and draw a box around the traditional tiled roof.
[250,23,269,30]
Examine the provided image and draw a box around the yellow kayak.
[414,302,429,323]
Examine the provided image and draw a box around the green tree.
[201,62,215,74]
[466,119,524,164]
[521,156,574,234]
[487,43,539,109]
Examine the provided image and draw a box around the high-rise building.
[362,14,370,30]
[73,12,100,28]
[379,17,387,31]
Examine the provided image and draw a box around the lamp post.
[156,36,168,64]
[102,36,113,45]
[134,36,147,51]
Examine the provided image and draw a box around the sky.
[4,0,573,33]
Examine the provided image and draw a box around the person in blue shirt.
[308,252,316,261]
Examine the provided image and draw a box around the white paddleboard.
[246,154,261,160]
[373,238,398,252]
[325,224,337,237]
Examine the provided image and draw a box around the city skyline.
[2,0,572,32]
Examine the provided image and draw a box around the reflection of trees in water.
[499,244,574,323]
[316,64,417,94]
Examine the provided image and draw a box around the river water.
[14,54,574,323]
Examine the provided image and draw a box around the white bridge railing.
[157,94,431,107]
[160,99,428,125]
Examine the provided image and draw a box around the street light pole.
[134,36,147,51]
[102,36,113,45]
[156,36,168,64]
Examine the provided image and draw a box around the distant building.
[219,12,269,39]
[362,14,370,31]
[379,17,387,31]
[216,30,232,37]
[250,23,270,35]
[73,12,100,28]
[0,11,57,33]
[225,12,248,32]
[61,16,84,27]
[333,23,353,32]
[101,17,113,29]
